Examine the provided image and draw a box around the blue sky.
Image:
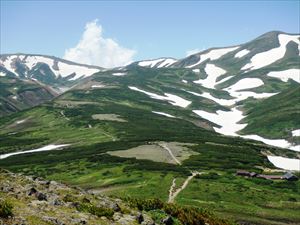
[1,1,299,67]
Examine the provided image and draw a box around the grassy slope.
[0,67,299,224]
[240,85,300,142]
[0,76,55,116]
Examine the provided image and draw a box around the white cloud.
[64,19,136,68]
[185,48,200,56]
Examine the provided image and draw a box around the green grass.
[176,173,300,224]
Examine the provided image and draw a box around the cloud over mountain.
[64,20,136,68]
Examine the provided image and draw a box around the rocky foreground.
[0,169,233,225]
[0,168,157,225]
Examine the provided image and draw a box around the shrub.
[123,197,233,225]
[76,202,114,218]
[0,199,13,218]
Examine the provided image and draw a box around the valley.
[0,31,300,224]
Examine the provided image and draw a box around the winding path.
[159,143,181,165]
[168,171,200,203]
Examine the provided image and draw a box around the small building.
[282,172,298,181]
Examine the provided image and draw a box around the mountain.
[129,31,300,150]
[0,54,102,87]
[0,76,57,116]
[0,31,300,225]
[0,54,103,116]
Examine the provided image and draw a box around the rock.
[136,212,144,223]
[111,202,121,212]
[51,198,64,206]
[82,197,91,203]
[28,187,38,196]
[71,218,87,224]
[162,216,173,225]
[113,212,122,221]
[141,220,155,225]
[42,216,65,225]
[37,192,47,201]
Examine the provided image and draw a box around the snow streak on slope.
[193,64,227,89]
[128,86,191,108]
[242,34,300,71]
[225,78,264,91]
[267,69,300,83]
[157,58,177,68]
[267,156,300,171]
[235,49,250,58]
[186,46,239,68]
[138,58,177,68]
[112,72,127,76]
[152,111,176,118]
[0,144,70,159]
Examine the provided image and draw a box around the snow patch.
[182,80,188,84]
[157,58,177,68]
[186,46,239,68]
[129,86,191,108]
[0,72,5,76]
[152,111,176,118]
[112,72,126,76]
[193,64,227,89]
[242,34,300,71]
[138,58,165,68]
[57,61,99,80]
[235,49,250,58]
[193,108,247,136]
[0,144,70,160]
[292,129,300,137]
[1,56,15,74]
[0,55,100,80]
[225,78,264,91]
[267,156,300,171]
[91,84,105,88]
[192,69,200,73]
[243,135,300,151]
[267,69,300,83]
[16,119,26,124]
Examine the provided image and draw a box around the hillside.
[0,169,233,225]
[0,76,57,116]
[0,31,300,224]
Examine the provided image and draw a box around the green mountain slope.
[0,76,57,116]
[240,84,300,143]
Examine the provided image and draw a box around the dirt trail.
[158,142,200,203]
[168,171,200,203]
[159,143,181,165]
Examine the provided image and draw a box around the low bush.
[0,199,13,218]
[76,202,114,218]
[124,197,234,225]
